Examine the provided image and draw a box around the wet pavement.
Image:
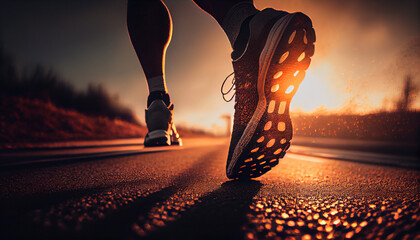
[0,138,419,239]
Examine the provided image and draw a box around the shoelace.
[221,72,236,102]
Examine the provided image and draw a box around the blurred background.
[0,0,419,146]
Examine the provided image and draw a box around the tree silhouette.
[0,47,139,124]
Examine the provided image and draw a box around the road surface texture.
[0,138,419,240]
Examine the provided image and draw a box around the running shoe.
[226,8,315,179]
[144,92,182,147]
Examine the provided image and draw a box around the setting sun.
[292,61,342,113]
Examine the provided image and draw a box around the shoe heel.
[144,130,171,147]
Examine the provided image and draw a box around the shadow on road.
[1,146,247,240]
[0,177,162,240]
[143,180,262,240]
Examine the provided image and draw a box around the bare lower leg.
[127,0,171,94]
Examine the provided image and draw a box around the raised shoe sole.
[227,12,316,179]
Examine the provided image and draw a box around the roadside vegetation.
[0,48,139,124]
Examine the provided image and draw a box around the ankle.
[231,14,254,60]
[147,91,171,107]
[147,75,168,93]
[221,2,259,49]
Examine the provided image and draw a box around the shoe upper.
[226,9,289,170]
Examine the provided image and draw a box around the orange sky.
[162,0,420,131]
[1,0,419,132]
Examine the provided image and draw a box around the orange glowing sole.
[227,12,316,179]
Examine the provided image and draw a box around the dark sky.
[1,0,135,85]
[1,0,419,131]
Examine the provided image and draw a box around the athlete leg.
[194,0,316,178]
[127,0,181,146]
[127,0,171,97]
[192,0,258,58]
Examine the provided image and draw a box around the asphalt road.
[0,138,419,240]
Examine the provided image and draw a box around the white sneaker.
[144,99,182,147]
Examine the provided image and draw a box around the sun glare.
[292,61,344,113]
